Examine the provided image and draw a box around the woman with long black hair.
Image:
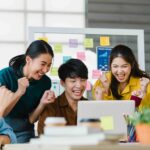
[0,40,55,143]
[92,44,150,109]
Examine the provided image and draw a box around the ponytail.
[9,54,26,77]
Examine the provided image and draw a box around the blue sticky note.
[63,56,71,63]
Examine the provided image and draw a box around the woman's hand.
[16,77,29,96]
[130,77,150,99]
[99,72,110,95]
[131,90,144,99]
[130,78,150,107]
[94,87,104,100]
[28,90,56,124]
[140,77,150,94]
[131,90,144,107]
[40,90,55,106]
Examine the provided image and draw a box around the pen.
[123,114,130,124]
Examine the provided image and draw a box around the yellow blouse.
[92,72,150,109]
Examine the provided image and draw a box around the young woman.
[0,40,55,143]
[92,44,150,109]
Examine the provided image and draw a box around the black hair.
[109,44,150,99]
[58,59,88,81]
[9,40,54,76]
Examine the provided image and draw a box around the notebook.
[77,100,135,135]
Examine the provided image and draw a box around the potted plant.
[129,108,150,145]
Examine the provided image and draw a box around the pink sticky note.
[92,70,102,79]
[86,81,91,91]
[76,52,86,61]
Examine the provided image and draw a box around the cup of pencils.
[127,124,136,142]
[124,114,136,142]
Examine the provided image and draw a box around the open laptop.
[77,100,135,135]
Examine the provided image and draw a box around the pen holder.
[127,124,136,142]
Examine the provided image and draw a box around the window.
[0,0,85,69]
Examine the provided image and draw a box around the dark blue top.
[0,67,51,118]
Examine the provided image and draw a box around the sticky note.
[51,81,60,97]
[69,39,78,48]
[54,43,63,53]
[37,37,48,43]
[63,56,71,63]
[92,70,102,79]
[76,52,86,61]
[50,67,58,76]
[100,116,114,130]
[100,36,110,46]
[86,81,91,91]
[84,38,94,48]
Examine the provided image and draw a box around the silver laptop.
[77,100,135,135]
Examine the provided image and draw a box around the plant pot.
[136,123,150,145]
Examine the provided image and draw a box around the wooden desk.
[3,143,150,150]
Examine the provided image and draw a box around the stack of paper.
[38,133,105,145]
[30,126,105,145]
[44,125,102,136]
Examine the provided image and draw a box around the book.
[31,133,105,146]
[44,126,102,136]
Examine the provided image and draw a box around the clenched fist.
[16,77,29,96]
[40,90,55,106]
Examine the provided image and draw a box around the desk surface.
[3,143,150,150]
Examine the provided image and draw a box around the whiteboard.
[28,27,145,97]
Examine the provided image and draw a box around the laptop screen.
[77,100,135,135]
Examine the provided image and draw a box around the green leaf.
[128,108,150,125]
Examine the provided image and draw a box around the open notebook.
[77,100,135,135]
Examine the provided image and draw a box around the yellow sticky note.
[100,116,114,130]
[37,37,48,43]
[50,67,58,76]
[54,43,63,53]
[100,36,110,46]
[84,38,94,48]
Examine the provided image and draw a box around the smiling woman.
[0,40,55,143]
[23,53,52,80]
[92,44,150,110]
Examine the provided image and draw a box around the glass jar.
[79,118,102,129]
[44,117,66,127]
